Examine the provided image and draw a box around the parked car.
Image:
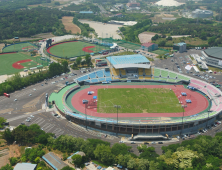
[158,142,163,144]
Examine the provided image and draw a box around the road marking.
[45,125,55,133]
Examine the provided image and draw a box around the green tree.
[0,164,13,170]
[85,54,91,67]
[76,57,82,66]
[72,154,82,167]
[35,157,40,164]
[9,157,17,166]
[54,1,60,5]
[61,166,75,170]
[111,143,131,156]
[94,144,114,164]
[158,41,166,47]
[0,117,7,129]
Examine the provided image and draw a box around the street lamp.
[85,100,88,129]
[180,105,185,136]
[114,105,121,136]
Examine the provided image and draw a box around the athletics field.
[47,41,110,58]
[97,88,182,113]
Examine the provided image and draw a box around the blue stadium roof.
[107,54,149,65]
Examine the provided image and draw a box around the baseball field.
[0,52,48,75]
[47,41,110,58]
[97,88,182,113]
[2,42,37,53]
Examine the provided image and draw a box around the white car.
[14,99,17,101]
[33,88,36,91]
[41,128,43,130]
[119,141,124,143]
[29,94,32,96]
[57,115,60,118]
[131,141,135,144]
[217,121,221,124]
[30,115,34,118]
[26,119,30,122]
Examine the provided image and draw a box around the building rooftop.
[14,163,37,170]
[42,152,68,170]
[126,2,140,7]
[141,42,155,47]
[79,11,93,14]
[174,42,186,46]
[204,47,222,59]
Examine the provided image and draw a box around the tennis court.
[152,49,168,55]
[47,41,110,58]
[2,42,38,53]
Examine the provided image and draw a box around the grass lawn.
[48,41,110,58]
[97,88,182,113]
[91,160,109,168]
[2,42,37,53]
[0,52,44,75]
[152,50,168,55]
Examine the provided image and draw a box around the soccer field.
[48,41,110,58]
[2,42,37,53]
[0,53,44,75]
[97,88,182,113]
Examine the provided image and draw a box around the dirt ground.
[79,20,122,39]
[0,44,5,53]
[138,32,160,43]
[61,16,81,34]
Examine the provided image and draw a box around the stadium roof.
[204,47,222,59]
[14,163,37,170]
[42,152,68,170]
[107,54,150,69]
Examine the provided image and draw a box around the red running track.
[71,85,209,118]
[12,59,32,69]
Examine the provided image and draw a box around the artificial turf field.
[48,41,110,58]
[97,88,182,113]
[2,42,37,53]
[0,52,48,75]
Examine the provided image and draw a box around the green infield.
[2,43,37,53]
[0,52,48,75]
[48,41,110,58]
[152,50,168,55]
[97,88,182,113]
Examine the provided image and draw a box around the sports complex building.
[49,54,222,137]
[202,47,222,69]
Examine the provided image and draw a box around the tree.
[111,143,131,156]
[61,166,75,170]
[9,157,17,166]
[76,57,82,66]
[54,2,60,5]
[85,54,91,67]
[0,164,13,170]
[158,41,166,47]
[35,157,40,164]
[166,36,172,41]
[94,144,114,164]
[72,154,82,167]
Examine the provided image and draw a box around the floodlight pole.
[114,105,121,136]
[85,102,88,129]
[180,106,185,136]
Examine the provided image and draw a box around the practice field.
[47,41,110,58]
[0,52,48,75]
[152,49,168,55]
[97,88,182,113]
[2,42,38,53]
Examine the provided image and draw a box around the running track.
[71,85,209,118]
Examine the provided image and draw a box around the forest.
[0,7,72,40]
[0,0,51,10]
[2,123,222,170]
[73,18,95,37]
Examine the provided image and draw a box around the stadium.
[202,47,222,69]
[49,54,222,137]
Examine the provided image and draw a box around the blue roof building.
[79,11,94,14]
[106,54,150,69]
[173,42,186,53]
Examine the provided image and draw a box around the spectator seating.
[104,70,111,77]
[161,70,169,78]
[139,76,144,79]
[145,69,152,75]
[77,75,89,82]
[177,75,189,81]
[154,68,160,77]
[106,77,112,81]
[89,72,96,79]
[169,72,177,79]
[138,68,144,75]
[111,68,120,76]
[120,69,126,75]
[96,70,104,78]
[98,78,106,82]
[144,77,151,80]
